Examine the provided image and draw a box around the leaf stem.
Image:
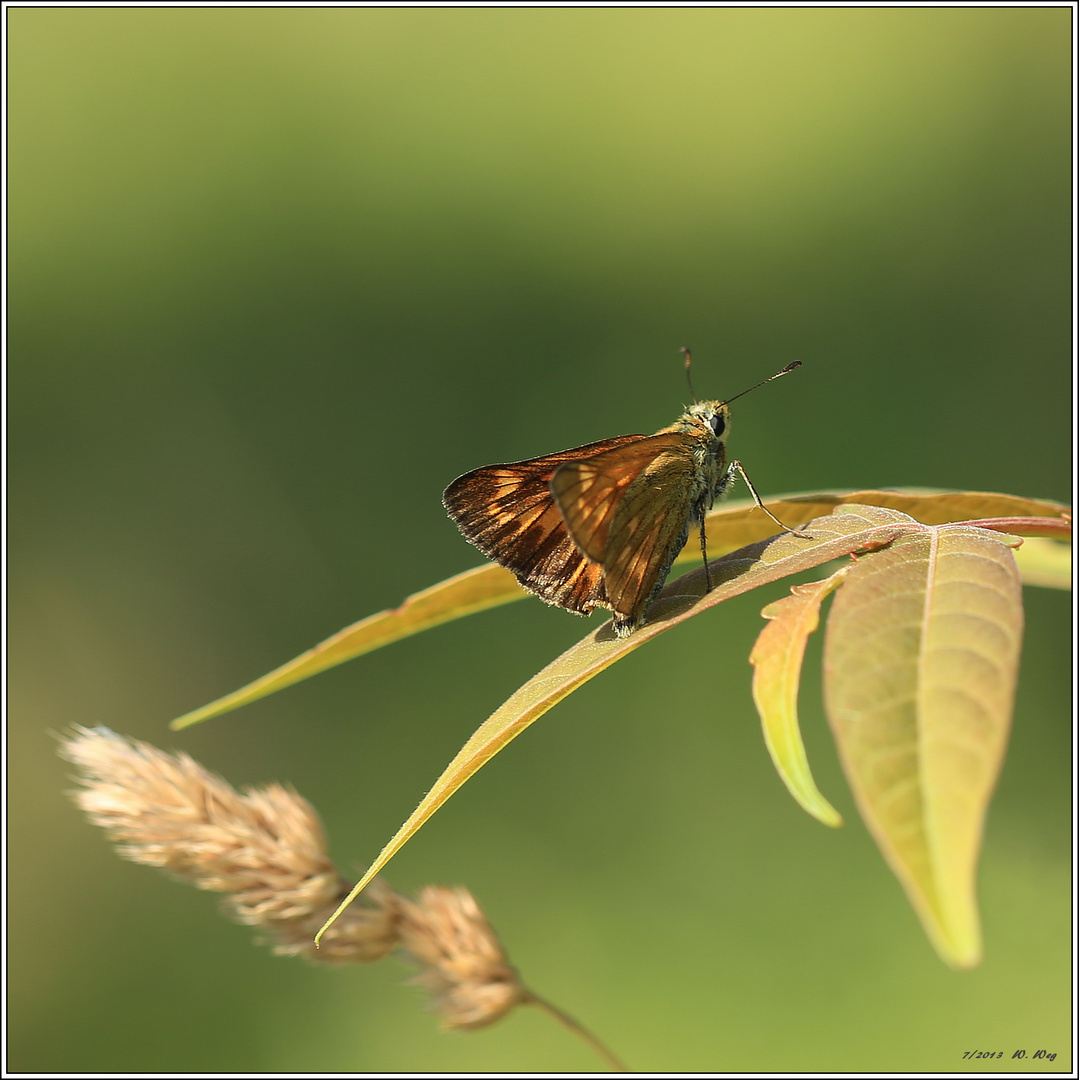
[961,516,1071,538]
[524,991,628,1072]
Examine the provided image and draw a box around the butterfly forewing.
[442,435,648,615]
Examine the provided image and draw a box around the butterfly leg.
[728,460,813,538]
[698,515,713,593]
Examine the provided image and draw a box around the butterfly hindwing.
[550,433,707,629]
[549,433,691,562]
[600,441,706,625]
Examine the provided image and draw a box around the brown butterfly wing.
[551,434,701,630]
[599,441,703,628]
[442,435,649,615]
[549,433,688,560]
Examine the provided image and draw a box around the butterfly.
[443,359,802,637]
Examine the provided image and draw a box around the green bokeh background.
[10,8,1071,1073]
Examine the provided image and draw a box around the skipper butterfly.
[443,357,802,637]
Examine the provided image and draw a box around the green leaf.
[823,525,1024,969]
[315,504,919,943]
[751,569,850,827]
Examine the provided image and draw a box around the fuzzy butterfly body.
[442,400,736,637]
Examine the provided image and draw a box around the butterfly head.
[668,400,731,446]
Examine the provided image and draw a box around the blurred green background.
[10,8,1070,1073]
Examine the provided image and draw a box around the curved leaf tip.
[751,570,849,828]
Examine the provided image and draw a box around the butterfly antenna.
[680,346,698,403]
[719,361,801,407]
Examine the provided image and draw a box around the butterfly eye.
[709,414,726,437]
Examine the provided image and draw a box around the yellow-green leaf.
[823,525,1023,969]
[751,569,850,827]
[171,564,526,729]
[316,504,920,943]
